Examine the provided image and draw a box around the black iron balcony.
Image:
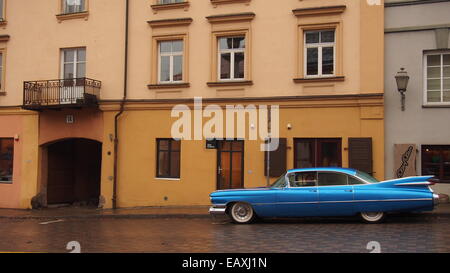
[23,78,101,110]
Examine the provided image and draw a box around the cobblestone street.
[1,213,449,253]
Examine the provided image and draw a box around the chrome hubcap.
[232,203,253,222]
[361,212,384,222]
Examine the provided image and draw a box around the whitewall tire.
[229,202,255,224]
[360,212,386,224]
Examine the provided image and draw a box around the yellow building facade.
[0,0,384,209]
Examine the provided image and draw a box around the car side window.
[348,176,366,185]
[318,172,348,186]
[288,172,317,187]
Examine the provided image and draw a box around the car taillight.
[427,177,439,186]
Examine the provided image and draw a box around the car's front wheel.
[360,212,386,224]
[229,202,255,224]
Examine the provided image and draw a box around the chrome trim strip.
[395,182,433,186]
[253,198,433,206]
[209,207,227,215]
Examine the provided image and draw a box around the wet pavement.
[0,213,449,253]
[0,206,211,219]
[1,203,449,220]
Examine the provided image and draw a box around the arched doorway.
[46,138,102,206]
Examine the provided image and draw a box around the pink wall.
[0,115,23,208]
[39,109,103,146]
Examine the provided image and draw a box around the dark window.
[318,172,348,186]
[348,176,366,185]
[288,171,317,188]
[422,145,450,183]
[294,138,342,168]
[0,138,13,183]
[157,139,181,179]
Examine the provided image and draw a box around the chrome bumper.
[209,205,227,215]
[433,194,440,206]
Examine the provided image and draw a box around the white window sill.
[155,177,181,181]
[423,103,450,108]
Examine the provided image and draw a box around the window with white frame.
[425,52,450,104]
[61,48,86,79]
[159,40,183,83]
[63,0,86,14]
[218,37,245,81]
[0,0,4,21]
[304,30,335,77]
[159,0,184,4]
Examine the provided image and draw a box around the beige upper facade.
[0,0,383,106]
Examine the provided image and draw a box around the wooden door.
[217,140,244,190]
[47,140,75,204]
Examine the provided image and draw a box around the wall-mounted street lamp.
[395,68,410,111]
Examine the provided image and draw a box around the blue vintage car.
[209,168,440,224]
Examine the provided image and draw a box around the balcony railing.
[23,78,101,110]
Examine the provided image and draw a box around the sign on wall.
[394,144,417,178]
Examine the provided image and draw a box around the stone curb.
[0,214,213,220]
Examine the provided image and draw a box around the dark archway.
[46,138,102,206]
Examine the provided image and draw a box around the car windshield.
[355,170,379,184]
[270,174,287,188]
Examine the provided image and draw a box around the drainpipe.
[113,0,129,209]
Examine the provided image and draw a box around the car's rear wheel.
[360,212,386,224]
[229,202,255,224]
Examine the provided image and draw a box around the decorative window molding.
[57,0,89,22]
[148,18,193,28]
[148,83,190,89]
[210,0,251,8]
[148,18,192,89]
[207,80,253,87]
[293,76,345,84]
[293,5,345,83]
[206,12,255,24]
[56,11,89,22]
[151,1,190,14]
[0,34,9,42]
[292,5,346,17]
[207,13,254,85]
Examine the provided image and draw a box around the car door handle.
[345,190,353,193]
[309,189,318,193]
